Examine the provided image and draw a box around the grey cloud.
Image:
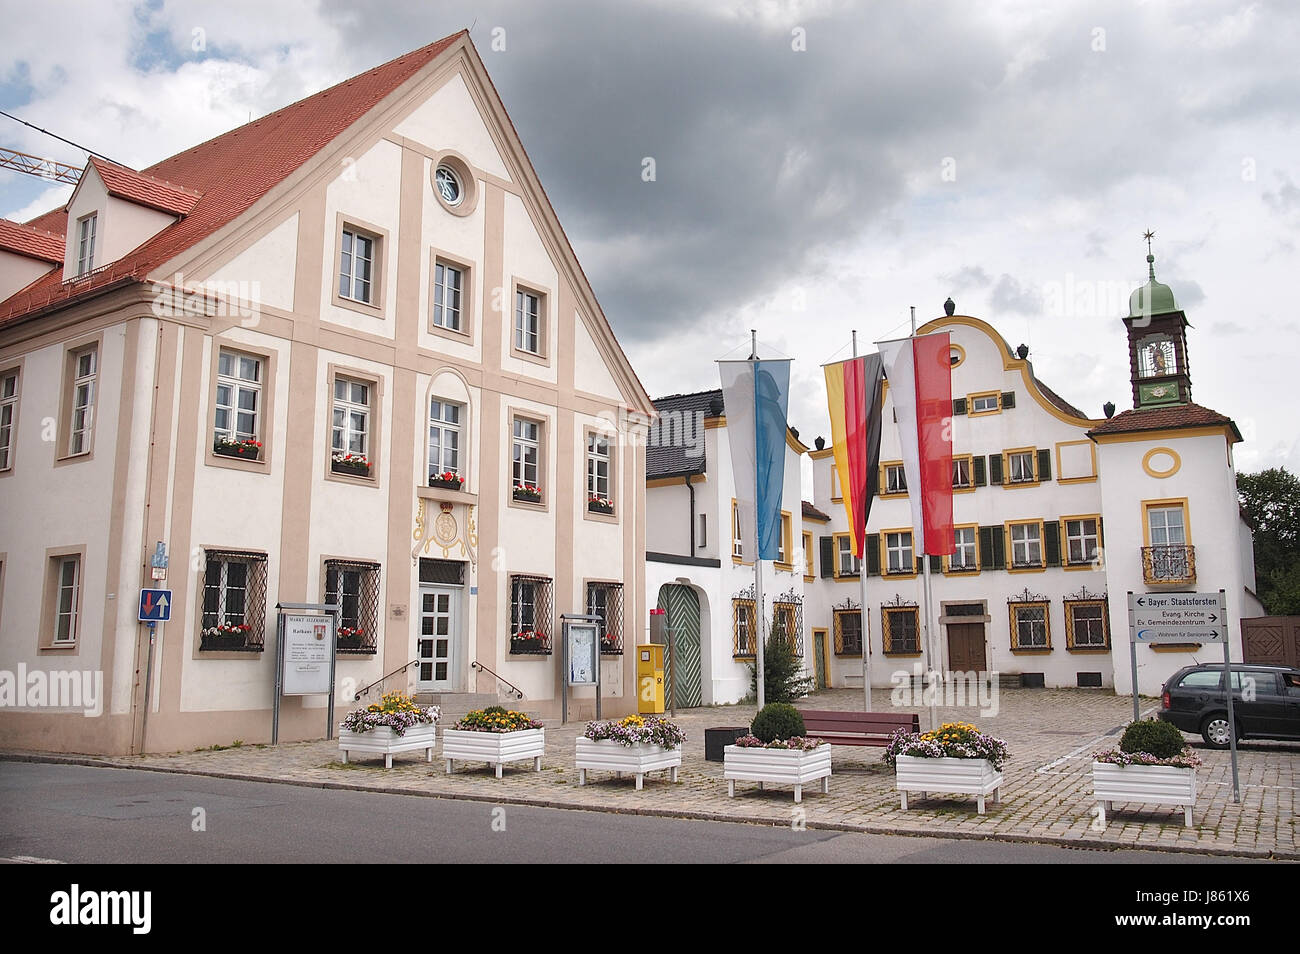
[990,273,1042,315]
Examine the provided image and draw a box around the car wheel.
[1200,714,1234,749]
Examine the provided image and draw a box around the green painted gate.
[657,584,702,708]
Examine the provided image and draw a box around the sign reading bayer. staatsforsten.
[1127,592,1225,643]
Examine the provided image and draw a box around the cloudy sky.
[3,0,1297,474]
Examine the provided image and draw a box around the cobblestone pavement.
[8,688,1297,859]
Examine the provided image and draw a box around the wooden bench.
[799,710,919,746]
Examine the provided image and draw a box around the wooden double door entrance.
[946,622,987,674]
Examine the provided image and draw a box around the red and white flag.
[876,332,954,556]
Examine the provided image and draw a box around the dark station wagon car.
[1158,664,1300,748]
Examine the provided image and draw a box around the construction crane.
[0,147,82,185]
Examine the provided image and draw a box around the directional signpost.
[1126,589,1239,803]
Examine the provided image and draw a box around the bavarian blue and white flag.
[718,358,792,561]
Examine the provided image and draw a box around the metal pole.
[140,622,156,754]
[1128,591,1139,723]
[272,612,284,744]
[1221,588,1240,803]
[668,626,677,717]
[752,329,766,711]
[327,607,338,741]
[561,619,569,725]
[851,329,871,712]
[922,556,937,731]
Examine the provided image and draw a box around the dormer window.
[76,213,97,275]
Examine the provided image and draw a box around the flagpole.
[909,305,938,732]
[751,330,766,711]
[852,330,871,714]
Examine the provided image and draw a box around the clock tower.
[1123,239,1192,409]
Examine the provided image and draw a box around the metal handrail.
[471,660,524,700]
[354,658,419,702]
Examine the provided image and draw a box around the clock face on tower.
[434,165,462,206]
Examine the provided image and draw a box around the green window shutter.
[988,453,1004,485]
[929,554,942,573]
[866,534,880,576]
[978,526,994,569]
[1037,448,1052,481]
[819,536,835,579]
[994,527,1007,569]
[952,397,967,415]
[973,455,986,486]
[1001,391,1016,409]
[1044,520,1061,567]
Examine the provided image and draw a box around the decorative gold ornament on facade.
[412,498,478,565]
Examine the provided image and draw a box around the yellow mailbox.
[636,644,665,714]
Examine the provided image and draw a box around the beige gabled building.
[0,32,654,754]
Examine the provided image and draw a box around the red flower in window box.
[429,471,465,490]
[512,482,542,502]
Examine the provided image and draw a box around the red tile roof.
[0,218,64,263]
[0,31,464,326]
[802,500,832,522]
[88,157,201,215]
[1088,402,1242,441]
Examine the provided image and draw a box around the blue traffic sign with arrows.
[139,588,172,622]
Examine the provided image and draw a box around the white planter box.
[895,754,1003,815]
[1092,761,1198,827]
[723,743,832,803]
[442,727,545,778]
[338,723,438,769]
[575,738,682,790]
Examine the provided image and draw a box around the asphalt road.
[0,760,1252,864]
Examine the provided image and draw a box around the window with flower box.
[428,399,464,488]
[213,349,263,460]
[331,374,374,478]
[510,575,553,654]
[324,559,380,654]
[587,581,624,654]
[200,550,267,651]
[586,432,614,514]
[511,416,543,503]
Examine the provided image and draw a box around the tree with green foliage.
[748,612,815,703]
[1238,468,1300,615]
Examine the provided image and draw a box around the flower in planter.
[599,637,620,653]
[202,623,252,639]
[429,470,464,488]
[331,451,371,473]
[882,721,1009,770]
[341,691,439,736]
[587,495,614,513]
[513,482,542,500]
[454,706,542,733]
[584,714,686,749]
[510,629,548,652]
[732,734,825,750]
[214,436,262,458]
[1094,718,1201,768]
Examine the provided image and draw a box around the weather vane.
[1143,229,1155,255]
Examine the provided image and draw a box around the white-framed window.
[1009,522,1043,568]
[512,416,541,491]
[324,559,381,651]
[777,513,792,565]
[339,228,376,304]
[214,350,262,443]
[971,393,999,413]
[1010,602,1050,649]
[830,466,841,499]
[332,376,370,457]
[0,369,17,469]
[52,555,80,644]
[586,433,612,503]
[836,535,861,576]
[884,463,907,494]
[952,526,978,571]
[432,260,464,332]
[515,288,542,354]
[76,213,97,275]
[1065,517,1101,565]
[951,457,971,489]
[1149,506,1186,546]
[68,346,96,456]
[1007,451,1035,483]
[885,531,914,574]
[428,399,462,479]
[731,501,744,560]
